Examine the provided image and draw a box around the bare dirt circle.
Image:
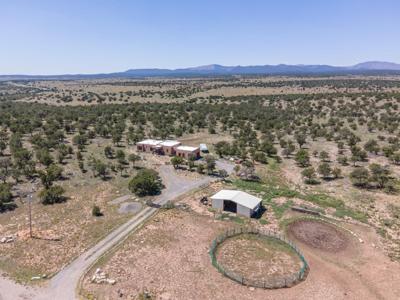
[287,219,349,252]
[215,234,303,283]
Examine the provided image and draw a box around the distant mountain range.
[2,61,400,80]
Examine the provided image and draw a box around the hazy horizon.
[1,0,400,75]
[3,61,400,77]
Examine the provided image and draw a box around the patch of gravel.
[118,202,142,214]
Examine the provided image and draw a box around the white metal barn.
[210,190,262,218]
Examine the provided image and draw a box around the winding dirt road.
[0,164,226,300]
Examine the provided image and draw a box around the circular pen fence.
[209,227,309,289]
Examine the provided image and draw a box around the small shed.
[210,190,262,218]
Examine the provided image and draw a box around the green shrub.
[0,183,14,211]
[92,205,103,217]
[39,185,66,205]
[129,169,163,197]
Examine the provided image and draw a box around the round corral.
[210,228,308,289]
[287,219,349,252]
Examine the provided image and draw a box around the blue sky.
[1,0,399,74]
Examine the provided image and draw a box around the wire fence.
[209,227,309,289]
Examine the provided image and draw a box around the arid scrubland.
[1,76,400,299]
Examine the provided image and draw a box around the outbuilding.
[210,190,262,218]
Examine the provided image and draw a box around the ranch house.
[137,139,200,159]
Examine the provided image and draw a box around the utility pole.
[28,194,33,238]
